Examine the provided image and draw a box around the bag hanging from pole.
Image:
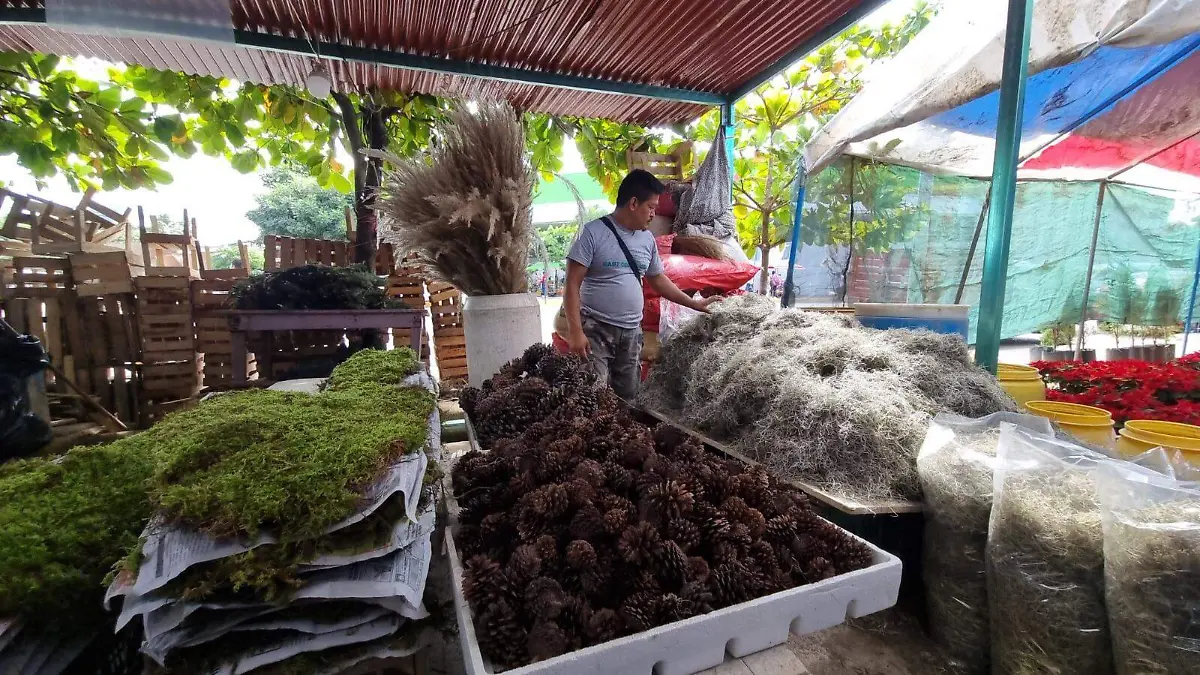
[673,126,736,240]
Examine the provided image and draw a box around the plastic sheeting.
[804,0,1200,188]
[788,158,1200,342]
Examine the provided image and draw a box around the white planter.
[463,293,542,387]
[448,528,901,675]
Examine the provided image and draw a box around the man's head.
[615,169,666,229]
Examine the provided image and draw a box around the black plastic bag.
[0,333,52,461]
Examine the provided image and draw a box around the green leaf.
[230,150,259,173]
[327,171,353,194]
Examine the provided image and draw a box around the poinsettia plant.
[1033,356,1200,426]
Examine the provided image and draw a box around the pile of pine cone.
[453,345,875,668]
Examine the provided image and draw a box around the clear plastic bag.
[658,297,705,343]
[988,426,1115,675]
[1098,463,1200,675]
[917,412,1053,674]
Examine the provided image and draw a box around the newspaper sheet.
[0,628,53,675]
[31,630,93,675]
[293,535,432,607]
[142,606,279,666]
[322,450,428,534]
[0,618,21,655]
[207,615,403,675]
[144,599,264,642]
[300,508,436,572]
[232,605,389,635]
[116,590,174,632]
[314,626,433,675]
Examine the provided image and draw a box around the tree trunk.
[354,106,389,267]
[758,208,771,295]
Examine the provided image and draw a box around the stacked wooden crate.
[1,255,143,426]
[428,281,468,383]
[192,269,257,390]
[135,218,201,425]
[386,260,430,363]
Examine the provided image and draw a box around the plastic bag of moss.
[1098,462,1200,675]
[988,427,1117,675]
[917,412,1053,674]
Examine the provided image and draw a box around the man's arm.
[646,273,718,313]
[564,260,591,356]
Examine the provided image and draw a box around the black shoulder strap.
[600,216,643,283]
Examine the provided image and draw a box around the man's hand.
[692,295,720,313]
[567,328,591,357]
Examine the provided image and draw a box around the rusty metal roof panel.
[0,0,872,123]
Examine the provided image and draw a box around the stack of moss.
[110,348,442,674]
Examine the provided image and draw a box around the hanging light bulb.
[306,62,331,99]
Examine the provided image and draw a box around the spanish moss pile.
[453,345,875,668]
[916,413,1053,675]
[1099,466,1200,675]
[232,264,402,310]
[987,429,1113,675]
[642,294,1016,501]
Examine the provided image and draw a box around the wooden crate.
[428,281,468,381]
[31,191,131,255]
[135,276,195,363]
[264,235,352,269]
[140,396,197,427]
[64,294,141,426]
[140,361,202,396]
[192,274,258,389]
[70,250,144,297]
[0,189,49,242]
[626,142,694,181]
[386,268,430,362]
[4,256,71,297]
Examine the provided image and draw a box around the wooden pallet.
[4,256,72,297]
[263,235,398,274]
[134,275,199,402]
[192,273,258,389]
[387,266,430,362]
[626,142,694,181]
[30,190,132,255]
[71,250,144,297]
[428,281,468,381]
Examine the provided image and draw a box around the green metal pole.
[974,0,1034,374]
[721,103,736,198]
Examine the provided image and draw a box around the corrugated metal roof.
[0,0,870,123]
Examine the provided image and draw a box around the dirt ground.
[788,609,952,675]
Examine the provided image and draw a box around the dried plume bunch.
[642,294,1015,501]
[453,344,874,668]
[375,102,534,295]
[1099,467,1200,675]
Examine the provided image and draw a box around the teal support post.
[974,0,1034,374]
[1183,229,1200,354]
[721,103,736,197]
[781,159,808,309]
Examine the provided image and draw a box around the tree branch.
[331,92,364,154]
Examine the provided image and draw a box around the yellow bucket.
[1117,420,1200,463]
[1025,401,1115,448]
[997,364,1046,410]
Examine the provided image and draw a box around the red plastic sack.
[642,236,758,330]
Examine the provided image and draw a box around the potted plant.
[375,103,540,386]
[1148,283,1182,362]
[1100,321,1130,361]
[1102,264,1135,361]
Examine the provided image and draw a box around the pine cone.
[618,439,653,468]
[522,342,556,373]
[657,593,700,623]
[564,475,597,506]
[535,450,570,483]
[709,563,751,606]
[599,494,636,517]
[573,459,606,488]
[566,540,598,571]
[558,595,593,648]
[749,540,779,574]
[711,540,741,567]
[525,577,566,620]
[460,387,483,417]
[642,480,695,523]
[534,534,559,565]
[698,512,733,542]
[666,518,701,553]
[652,424,689,455]
[654,540,689,590]
[804,556,836,582]
[507,545,543,584]
[619,592,659,632]
[480,513,515,548]
[791,532,832,561]
[530,484,571,519]
[527,621,570,662]
[618,523,662,565]
[456,524,485,557]
[765,515,798,544]
[602,508,629,536]
[603,461,636,496]
[829,537,873,574]
[585,608,625,644]
[463,555,503,604]
[687,556,712,584]
[631,569,663,596]
[680,581,715,613]
[569,506,606,541]
[476,599,527,668]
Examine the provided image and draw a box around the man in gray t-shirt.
[565,170,715,400]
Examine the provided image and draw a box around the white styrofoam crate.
[447,526,901,675]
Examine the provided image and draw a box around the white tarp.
[804,0,1200,177]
